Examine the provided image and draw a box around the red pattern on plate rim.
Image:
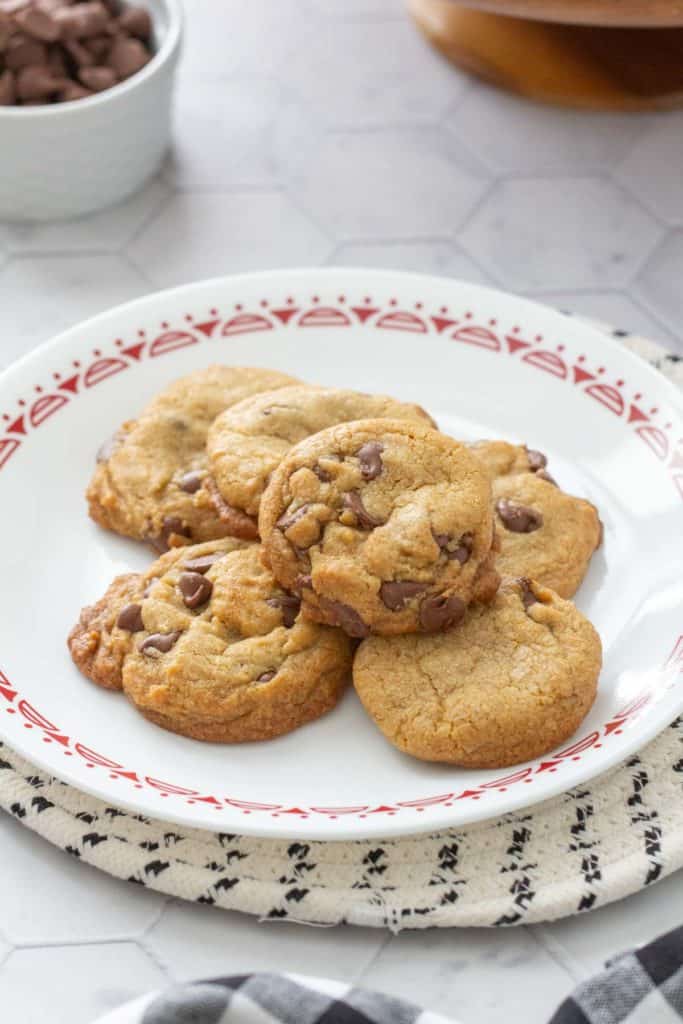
[1,294,682,821]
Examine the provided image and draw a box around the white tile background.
[1,2,683,1021]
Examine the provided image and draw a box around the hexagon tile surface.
[458,177,663,293]
[128,192,333,287]
[290,128,491,240]
[0,814,165,945]
[1,1,683,1022]
[0,944,166,1024]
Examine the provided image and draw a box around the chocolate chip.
[380,581,425,611]
[517,577,538,609]
[419,593,466,632]
[16,63,63,100]
[84,33,111,60]
[294,573,313,591]
[256,670,276,683]
[318,597,369,639]
[496,499,543,533]
[108,34,149,77]
[140,631,181,655]
[96,431,119,463]
[116,603,143,632]
[64,37,95,67]
[357,441,383,481]
[78,64,117,91]
[59,81,92,101]
[182,553,222,574]
[148,516,192,554]
[276,504,310,532]
[117,5,151,39]
[162,515,192,542]
[178,572,212,609]
[536,469,558,487]
[0,70,16,105]
[433,531,473,564]
[526,448,547,471]
[341,490,383,530]
[5,36,47,71]
[54,3,110,40]
[313,463,331,483]
[14,6,59,42]
[267,593,301,628]
[178,470,203,494]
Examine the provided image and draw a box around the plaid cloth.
[98,973,456,1023]
[551,925,683,1024]
[97,925,683,1023]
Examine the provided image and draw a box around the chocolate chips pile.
[0,0,153,106]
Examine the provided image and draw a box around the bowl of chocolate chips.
[0,0,182,220]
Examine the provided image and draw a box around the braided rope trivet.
[1,328,680,931]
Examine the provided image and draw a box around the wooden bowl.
[409,0,683,109]
[447,0,683,27]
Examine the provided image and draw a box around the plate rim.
[1,267,681,841]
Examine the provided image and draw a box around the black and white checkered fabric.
[131,972,454,1024]
[103,925,683,1023]
[550,925,683,1024]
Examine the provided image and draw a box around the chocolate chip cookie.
[353,576,602,768]
[471,440,601,598]
[68,538,352,742]
[205,384,436,536]
[469,439,556,484]
[259,419,500,638]
[87,365,300,550]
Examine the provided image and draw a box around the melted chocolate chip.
[277,504,310,532]
[496,499,543,533]
[319,597,369,638]
[357,441,383,481]
[267,593,301,628]
[178,571,213,609]
[313,454,341,483]
[140,631,181,655]
[182,553,222,574]
[536,469,558,487]
[342,490,383,530]
[116,603,144,632]
[419,593,466,632]
[517,577,538,609]
[151,515,193,552]
[380,581,425,611]
[178,470,203,494]
[433,531,473,564]
[96,432,120,464]
[256,670,276,683]
[526,448,547,472]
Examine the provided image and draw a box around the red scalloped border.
[1,291,682,821]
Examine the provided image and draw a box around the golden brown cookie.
[259,418,499,638]
[87,365,300,549]
[469,439,555,483]
[471,440,601,598]
[353,577,602,768]
[68,538,352,742]
[205,384,436,534]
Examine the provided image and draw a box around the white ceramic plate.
[1,269,681,840]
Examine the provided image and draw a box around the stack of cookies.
[69,365,603,770]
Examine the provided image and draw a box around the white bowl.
[0,0,183,221]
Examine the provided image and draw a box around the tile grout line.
[527,923,587,986]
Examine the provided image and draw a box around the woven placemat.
[1,327,681,931]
